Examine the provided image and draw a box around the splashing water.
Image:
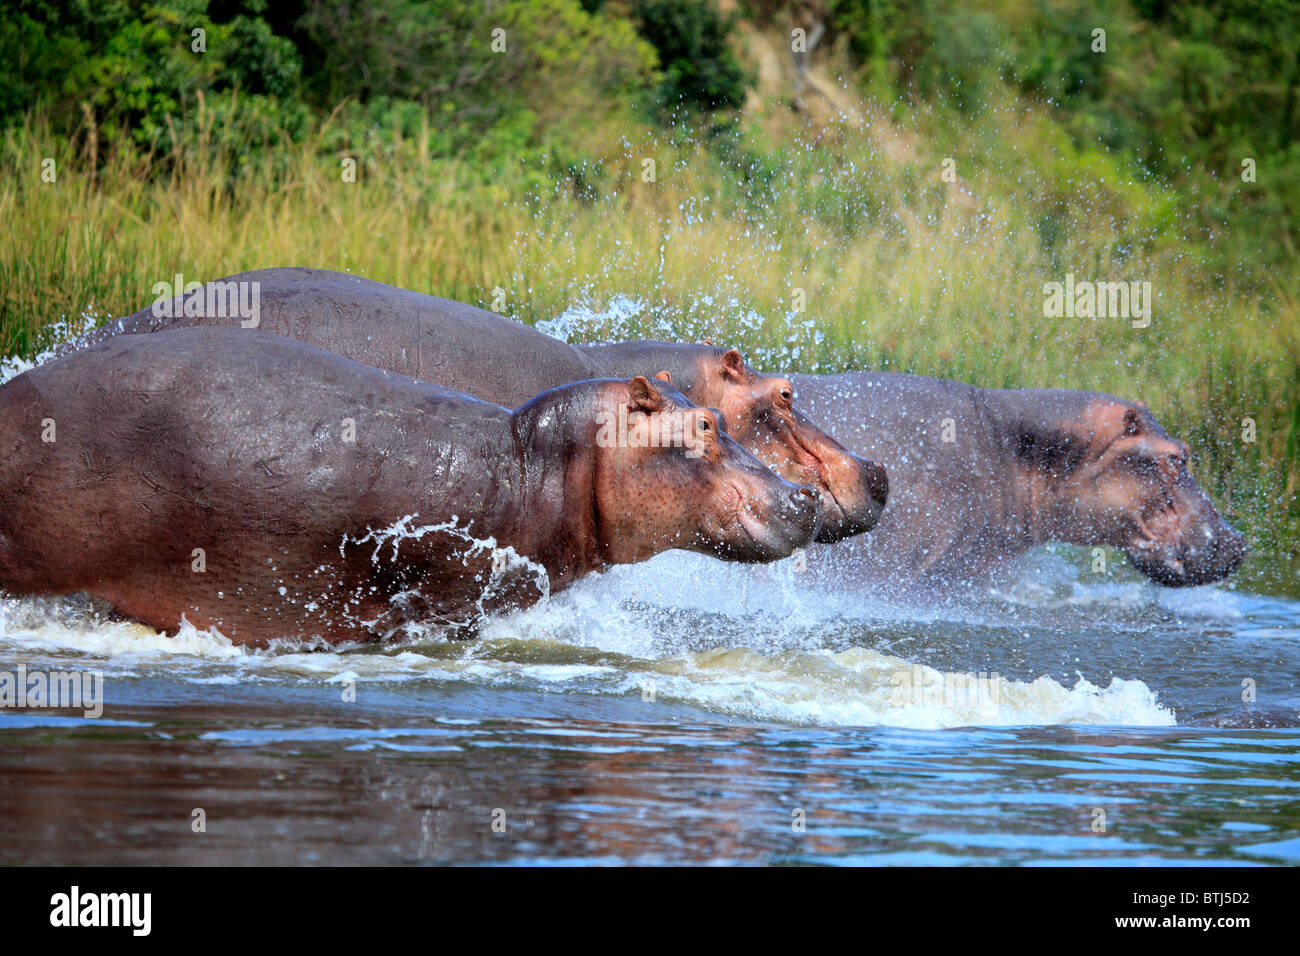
[336,514,551,640]
[0,311,101,384]
[11,543,1277,729]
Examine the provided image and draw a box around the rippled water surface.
[2,548,1298,865]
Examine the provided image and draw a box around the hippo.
[69,268,886,541]
[790,370,1246,592]
[0,328,822,647]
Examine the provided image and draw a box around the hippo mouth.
[727,480,822,559]
[1124,508,1247,587]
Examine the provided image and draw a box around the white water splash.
[336,513,550,640]
[987,547,1245,620]
[0,544,1188,728]
[535,293,777,361]
[0,311,103,384]
[535,294,649,343]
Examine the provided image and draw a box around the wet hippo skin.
[70,268,886,542]
[790,370,1246,592]
[0,328,822,647]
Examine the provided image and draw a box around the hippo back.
[72,268,597,409]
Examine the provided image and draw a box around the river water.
[2,545,1297,865]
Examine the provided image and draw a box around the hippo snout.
[1127,519,1248,587]
[1192,522,1248,582]
[814,458,888,543]
[864,459,889,514]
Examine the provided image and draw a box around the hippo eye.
[699,419,711,432]
[780,388,792,402]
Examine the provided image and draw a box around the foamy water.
[4,548,1253,729]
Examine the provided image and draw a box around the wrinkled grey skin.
[0,328,821,647]
[790,370,1246,592]
[67,269,580,407]
[68,268,886,541]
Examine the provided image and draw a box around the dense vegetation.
[1,0,1296,559]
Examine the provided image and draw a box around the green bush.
[632,0,751,116]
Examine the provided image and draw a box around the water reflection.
[2,705,1297,865]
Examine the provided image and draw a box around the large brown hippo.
[0,328,822,647]
[69,268,886,541]
[790,371,1246,591]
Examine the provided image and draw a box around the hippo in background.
[0,328,822,647]
[66,267,887,543]
[790,370,1246,594]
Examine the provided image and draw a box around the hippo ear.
[628,376,663,413]
[721,348,746,380]
[653,370,673,384]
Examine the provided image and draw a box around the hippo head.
[1016,396,1246,586]
[655,347,888,542]
[588,377,823,563]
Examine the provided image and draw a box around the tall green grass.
[2,95,1296,556]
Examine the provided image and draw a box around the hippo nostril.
[791,485,819,508]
